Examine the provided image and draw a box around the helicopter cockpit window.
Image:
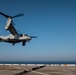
[20,34,23,37]
[24,34,28,36]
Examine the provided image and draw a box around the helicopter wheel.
[12,43,15,45]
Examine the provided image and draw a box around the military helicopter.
[0,12,37,46]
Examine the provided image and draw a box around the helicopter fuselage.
[0,12,37,46]
[0,34,31,45]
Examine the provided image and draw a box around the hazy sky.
[0,0,76,61]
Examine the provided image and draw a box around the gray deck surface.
[0,65,76,75]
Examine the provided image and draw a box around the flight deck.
[0,64,76,75]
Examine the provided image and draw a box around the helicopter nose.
[28,36,32,40]
[27,36,32,42]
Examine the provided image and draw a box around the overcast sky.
[0,0,76,61]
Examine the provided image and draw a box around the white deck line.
[32,71,50,75]
[0,64,76,66]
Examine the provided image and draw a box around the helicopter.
[0,12,37,46]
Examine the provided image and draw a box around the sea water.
[0,61,76,64]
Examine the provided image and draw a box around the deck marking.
[32,71,50,75]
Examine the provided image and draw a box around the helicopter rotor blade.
[0,12,10,18]
[12,13,24,18]
[30,36,37,38]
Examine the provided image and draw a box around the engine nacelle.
[5,18,12,30]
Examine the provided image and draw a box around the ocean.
[0,61,76,64]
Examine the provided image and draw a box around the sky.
[0,0,76,62]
